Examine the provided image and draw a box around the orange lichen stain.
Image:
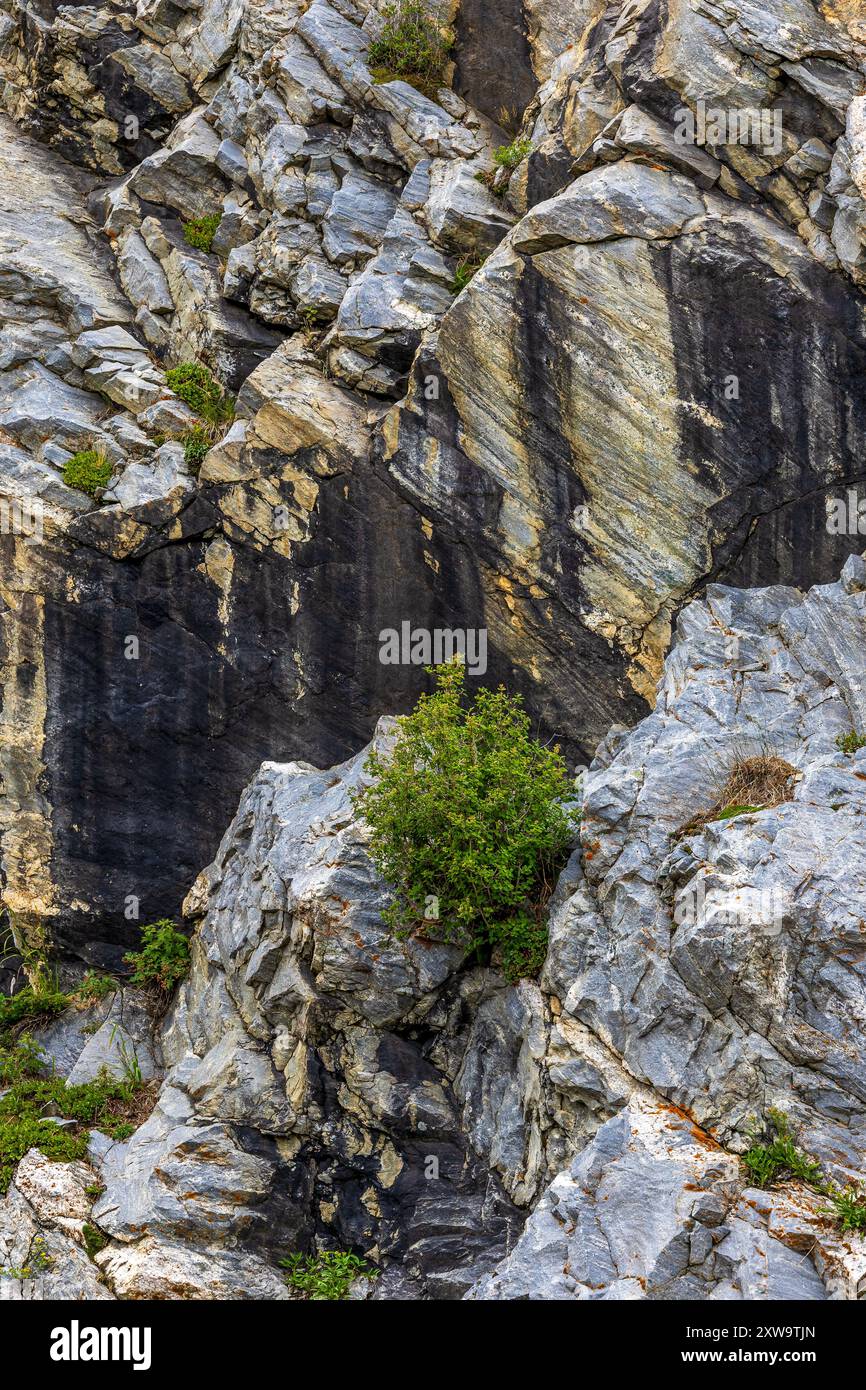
[662,1102,722,1149]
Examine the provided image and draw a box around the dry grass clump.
[675,754,797,839]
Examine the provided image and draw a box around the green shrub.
[493,137,533,173]
[742,1110,824,1189]
[352,660,578,982]
[367,0,452,96]
[62,449,113,500]
[281,1251,377,1300]
[165,363,234,427]
[123,919,190,994]
[836,731,866,755]
[181,425,213,474]
[0,986,69,1034]
[182,213,221,253]
[73,972,116,1008]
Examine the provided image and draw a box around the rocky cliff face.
[0,0,865,1302]
[4,556,866,1299]
[1,0,865,963]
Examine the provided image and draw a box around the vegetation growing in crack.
[353,660,579,983]
[281,1250,378,1300]
[123,918,190,996]
[74,971,117,1008]
[0,1234,53,1280]
[181,424,213,475]
[451,253,486,293]
[182,213,221,253]
[165,362,234,428]
[82,1222,108,1260]
[367,0,452,98]
[743,1110,866,1236]
[494,137,533,173]
[836,731,866,755]
[0,1034,148,1193]
[743,1109,824,1188]
[675,753,797,839]
[62,448,113,500]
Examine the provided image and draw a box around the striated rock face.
[470,553,866,1299]
[87,723,527,1299]
[2,0,866,962]
[3,558,866,1299]
[1,0,866,1305]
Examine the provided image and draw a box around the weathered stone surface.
[467,1103,831,1300]
[2,0,866,1307]
[82,724,525,1298]
[0,1152,114,1300]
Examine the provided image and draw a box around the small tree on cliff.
[352,661,578,981]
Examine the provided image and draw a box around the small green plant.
[281,1251,378,1300]
[82,1222,108,1260]
[712,803,764,822]
[742,1110,824,1189]
[0,985,69,1034]
[826,1186,866,1233]
[182,213,221,253]
[123,919,190,995]
[367,0,452,97]
[165,363,234,428]
[73,972,116,1008]
[836,731,866,755]
[62,449,113,500]
[181,425,213,475]
[108,1024,144,1088]
[493,137,533,173]
[451,254,485,293]
[352,660,578,983]
[0,1234,53,1280]
[298,304,320,344]
[743,1112,866,1239]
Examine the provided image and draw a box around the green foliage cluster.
[181,424,213,474]
[827,1186,866,1233]
[743,1110,866,1237]
[367,1,452,96]
[0,985,68,1032]
[62,449,113,500]
[0,1036,141,1193]
[82,1223,109,1259]
[743,1109,824,1188]
[74,971,116,1007]
[123,919,190,994]
[0,1234,53,1280]
[836,731,866,755]
[493,137,533,172]
[281,1251,378,1300]
[451,254,485,293]
[352,661,578,983]
[182,213,221,253]
[165,363,234,428]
